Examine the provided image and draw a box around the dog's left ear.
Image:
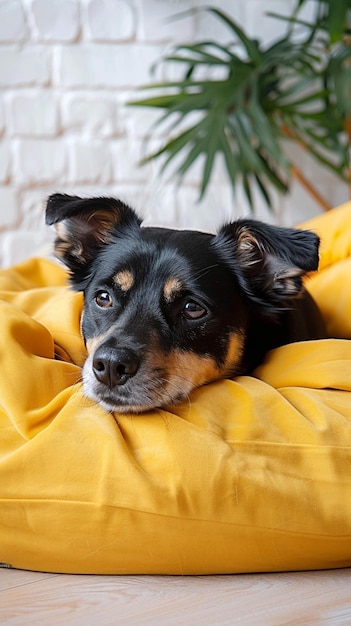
[214,219,320,312]
[45,194,142,283]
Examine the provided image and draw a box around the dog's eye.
[95,291,113,308]
[182,300,207,320]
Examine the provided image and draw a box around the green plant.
[129,2,351,213]
[284,0,351,44]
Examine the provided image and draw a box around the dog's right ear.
[213,218,320,315]
[45,194,141,284]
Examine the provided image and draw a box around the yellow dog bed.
[1,202,351,575]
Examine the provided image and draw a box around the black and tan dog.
[46,193,326,413]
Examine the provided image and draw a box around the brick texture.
[7,91,59,136]
[0,47,50,87]
[13,139,67,184]
[56,43,164,88]
[0,141,11,182]
[0,0,348,267]
[86,0,135,41]
[0,187,19,230]
[31,0,80,41]
[61,93,119,137]
[0,0,27,42]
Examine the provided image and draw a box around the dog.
[46,193,326,413]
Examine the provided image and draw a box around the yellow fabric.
[1,203,351,575]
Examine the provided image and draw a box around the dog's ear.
[214,219,320,313]
[45,194,141,280]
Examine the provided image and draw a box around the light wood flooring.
[1,567,351,624]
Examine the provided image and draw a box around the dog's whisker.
[155,377,192,409]
[190,263,219,281]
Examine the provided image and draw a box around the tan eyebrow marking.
[113,269,134,292]
[163,277,183,303]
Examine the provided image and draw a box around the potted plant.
[129,1,351,213]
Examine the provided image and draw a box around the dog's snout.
[92,346,139,387]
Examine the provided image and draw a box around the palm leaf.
[127,3,351,213]
[206,7,262,64]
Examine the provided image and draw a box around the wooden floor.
[1,567,351,625]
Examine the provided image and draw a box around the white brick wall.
[8,91,58,135]
[31,0,80,41]
[0,0,27,42]
[0,0,348,267]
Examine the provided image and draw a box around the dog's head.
[46,193,320,413]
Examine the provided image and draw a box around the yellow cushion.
[1,203,351,575]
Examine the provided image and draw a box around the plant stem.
[281,124,333,211]
[290,164,332,212]
[344,118,351,199]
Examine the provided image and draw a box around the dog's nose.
[92,346,139,387]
